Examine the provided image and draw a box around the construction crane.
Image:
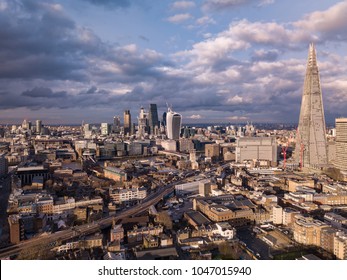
[281,145,288,170]
[296,127,305,171]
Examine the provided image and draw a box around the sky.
[0,0,347,125]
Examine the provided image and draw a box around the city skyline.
[1,0,347,124]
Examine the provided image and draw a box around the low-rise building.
[127,224,164,243]
[104,166,127,182]
[324,212,347,230]
[334,232,347,260]
[213,222,236,240]
[293,215,330,246]
[109,187,147,204]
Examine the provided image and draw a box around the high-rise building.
[124,110,131,136]
[36,120,42,134]
[137,107,148,138]
[335,118,347,172]
[162,112,167,127]
[113,116,121,133]
[100,123,110,136]
[295,44,328,168]
[166,108,182,140]
[148,104,159,135]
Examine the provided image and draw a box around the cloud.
[167,13,193,23]
[293,1,347,42]
[228,116,249,121]
[251,49,280,61]
[1,0,347,125]
[171,1,196,10]
[0,1,99,81]
[196,16,216,26]
[22,87,68,98]
[188,114,203,119]
[258,0,274,7]
[227,95,246,104]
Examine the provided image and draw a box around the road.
[237,228,271,260]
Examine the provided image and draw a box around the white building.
[161,140,177,151]
[109,187,147,204]
[100,123,110,136]
[175,179,210,195]
[166,108,182,140]
[213,222,236,240]
[282,207,300,226]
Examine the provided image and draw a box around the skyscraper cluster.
[87,104,182,140]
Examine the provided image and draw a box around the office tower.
[162,112,167,127]
[137,107,148,138]
[113,116,121,133]
[335,118,347,172]
[166,107,182,140]
[113,116,121,127]
[295,44,328,168]
[100,123,110,136]
[148,104,159,135]
[124,110,131,135]
[36,120,42,134]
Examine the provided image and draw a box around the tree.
[156,211,173,230]
[218,242,241,260]
[17,242,55,260]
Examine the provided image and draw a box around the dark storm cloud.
[0,1,96,81]
[0,86,116,110]
[22,87,68,98]
[0,0,167,84]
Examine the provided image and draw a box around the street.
[237,227,271,260]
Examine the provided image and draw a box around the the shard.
[295,43,328,168]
